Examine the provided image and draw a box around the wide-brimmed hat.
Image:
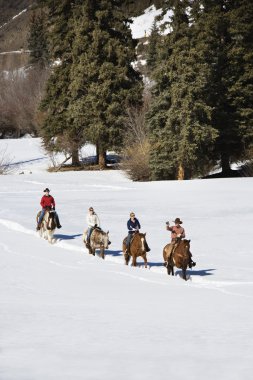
[174,217,183,224]
[43,188,50,192]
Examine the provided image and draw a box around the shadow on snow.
[54,233,83,240]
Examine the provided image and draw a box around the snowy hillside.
[1,137,253,380]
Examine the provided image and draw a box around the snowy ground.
[1,138,253,380]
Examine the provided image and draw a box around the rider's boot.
[36,223,41,231]
[189,259,196,268]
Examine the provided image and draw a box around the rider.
[86,206,100,245]
[165,217,195,267]
[36,188,62,230]
[166,217,185,243]
[126,212,150,253]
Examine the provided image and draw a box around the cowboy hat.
[43,188,50,192]
[174,217,183,224]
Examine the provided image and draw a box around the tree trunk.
[98,148,106,169]
[95,143,99,165]
[99,150,106,169]
[221,152,230,173]
[177,163,184,180]
[71,147,80,166]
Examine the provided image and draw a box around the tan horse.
[163,239,194,280]
[36,208,56,244]
[83,228,110,259]
[122,232,149,268]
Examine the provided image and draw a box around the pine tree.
[68,0,143,168]
[147,20,160,71]
[193,0,253,173]
[28,10,49,68]
[38,0,83,165]
[148,0,217,180]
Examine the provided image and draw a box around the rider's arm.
[181,228,185,238]
[51,196,55,208]
[95,214,100,227]
[127,219,134,231]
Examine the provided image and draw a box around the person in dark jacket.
[36,188,61,230]
[126,212,141,252]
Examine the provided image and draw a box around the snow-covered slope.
[131,5,171,38]
[1,137,253,380]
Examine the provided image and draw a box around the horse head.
[47,210,56,230]
[138,232,148,253]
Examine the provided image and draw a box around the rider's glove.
[177,234,181,238]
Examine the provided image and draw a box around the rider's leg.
[126,233,132,253]
[87,227,93,245]
[54,211,62,228]
[37,208,46,230]
[144,240,151,252]
[189,252,196,268]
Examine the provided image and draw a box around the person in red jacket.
[36,188,61,230]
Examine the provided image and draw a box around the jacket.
[127,218,141,233]
[167,225,185,241]
[86,213,100,228]
[40,195,55,209]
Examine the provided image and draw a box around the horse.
[122,232,149,268]
[83,227,110,259]
[36,208,56,244]
[163,239,194,280]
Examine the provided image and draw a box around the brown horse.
[163,239,194,280]
[122,232,149,268]
[83,228,110,259]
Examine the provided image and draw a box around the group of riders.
[36,188,196,267]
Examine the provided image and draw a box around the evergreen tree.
[226,0,253,163]
[28,10,49,68]
[147,20,160,71]
[192,0,253,172]
[38,0,83,165]
[148,0,217,180]
[68,0,143,168]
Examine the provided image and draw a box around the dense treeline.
[35,0,142,167]
[27,0,252,178]
[147,0,253,179]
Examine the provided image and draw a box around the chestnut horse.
[36,208,56,244]
[122,232,149,268]
[83,228,110,259]
[163,239,193,280]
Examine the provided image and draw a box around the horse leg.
[124,253,130,265]
[100,247,105,259]
[167,264,172,276]
[132,256,137,267]
[142,253,148,268]
[182,267,187,281]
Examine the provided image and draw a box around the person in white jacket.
[86,206,100,245]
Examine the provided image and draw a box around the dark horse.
[163,239,194,281]
[122,232,150,268]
